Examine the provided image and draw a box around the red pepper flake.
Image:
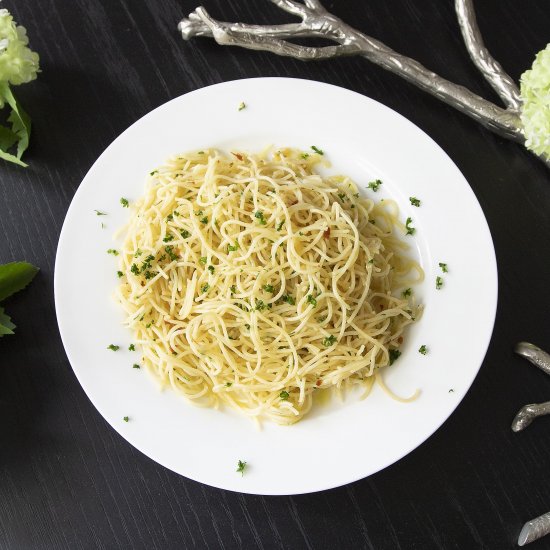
[231,152,244,161]
[316,379,322,387]
[323,228,331,239]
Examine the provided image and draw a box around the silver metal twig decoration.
[512,342,550,546]
[178,0,550,168]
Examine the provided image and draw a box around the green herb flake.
[436,276,444,290]
[132,364,140,369]
[228,242,239,252]
[281,295,295,305]
[180,229,191,239]
[230,285,237,294]
[120,198,129,208]
[255,299,266,311]
[367,179,382,192]
[143,270,157,280]
[238,101,246,111]
[311,145,324,155]
[301,153,309,160]
[208,265,215,274]
[279,390,290,400]
[419,345,428,355]
[409,196,421,207]
[163,235,174,242]
[306,295,317,307]
[236,459,247,476]
[150,170,158,176]
[200,216,208,225]
[94,210,107,216]
[165,246,178,261]
[402,288,412,298]
[388,349,401,365]
[254,210,267,225]
[439,262,448,273]
[107,344,120,351]
[123,416,129,422]
[107,249,119,256]
[134,249,143,258]
[405,217,416,235]
[323,335,337,347]
[201,283,210,294]
[276,221,284,231]
[200,257,207,265]
[337,192,347,202]
[130,263,140,275]
[263,284,274,293]
[128,344,135,351]
[117,271,123,278]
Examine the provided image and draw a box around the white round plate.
[55,78,497,495]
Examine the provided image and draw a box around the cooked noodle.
[115,148,423,424]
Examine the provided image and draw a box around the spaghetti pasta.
[115,148,422,424]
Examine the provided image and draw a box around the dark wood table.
[2,1,549,548]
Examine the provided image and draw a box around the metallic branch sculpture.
[178,0,550,168]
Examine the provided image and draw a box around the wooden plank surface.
[1,1,549,548]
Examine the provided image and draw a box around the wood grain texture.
[1,1,550,548]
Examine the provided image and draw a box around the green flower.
[0,9,39,92]
[520,43,550,159]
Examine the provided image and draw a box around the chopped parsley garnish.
[128,344,135,351]
[368,259,374,264]
[201,283,210,294]
[195,210,203,216]
[107,344,119,351]
[107,249,119,256]
[225,382,232,387]
[389,349,401,365]
[230,285,237,294]
[200,216,208,225]
[165,246,178,261]
[130,264,140,275]
[228,242,239,252]
[337,192,347,202]
[306,295,317,307]
[301,153,309,160]
[409,196,421,207]
[144,270,157,280]
[150,170,158,176]
[120,198,129,208]
[94,210,107,216]
[419,345,428,355]
[439,262,448,273]
[236,460,247,476]
[200,256,207,265]
[367,179,382,192]
[117,271,123,278]
[449,389,455,393]
[323,335,337,347]
[405,217,416,235]
[123,416,129,422]
[141,254,155,272]
[134,249,143,258]
[255,299,266,311]
[238,101,246,111]
[132,364,140,369]
[436,276,444,290]
[402,288,412,297]
[254,210,267,225]
[276,221,284,231]
[163,235,174,242]
[281,295,295,305]
[263,284,274,293]
[208,265,215,274]
[311,145,324,155]
[180,229,191,239]
[166,213,173,222]
[280,390,290,400]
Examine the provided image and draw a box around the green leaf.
[0,306,16,337]
[0,82,31,166]
[0,262,39,302]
